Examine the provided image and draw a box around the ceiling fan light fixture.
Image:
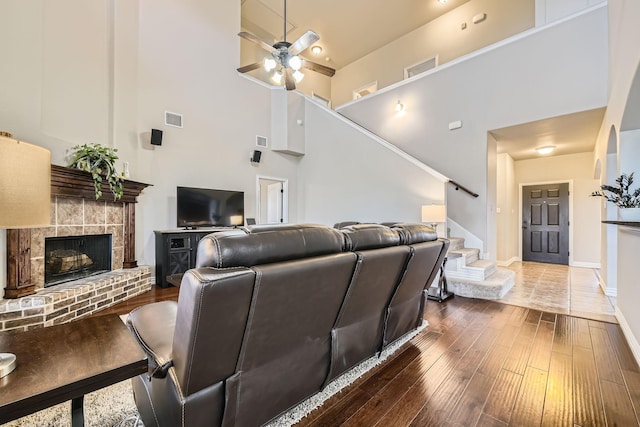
[288,55,302,71]
[293,70,305,83]
[271,70,283,84]
[264,58,277,72]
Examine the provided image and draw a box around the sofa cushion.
[196,226,345,268]
[391,223,438,245]
[340,224,401,251]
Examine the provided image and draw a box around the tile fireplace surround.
[0,165,151,332]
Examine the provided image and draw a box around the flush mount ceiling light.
[536,146,555,155]
[311,46,322,55]
[438,0,448,3]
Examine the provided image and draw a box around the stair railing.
[448,180,479,198]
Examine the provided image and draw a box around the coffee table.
[0,314,147,426]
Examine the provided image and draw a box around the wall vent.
[165,111,183,128]
[256,135,268,148]
[404,56,438,79]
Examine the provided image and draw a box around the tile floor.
[499,261,617,323]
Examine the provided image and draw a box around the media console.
[154,228,232,288]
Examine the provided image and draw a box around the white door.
[266,182,283,224]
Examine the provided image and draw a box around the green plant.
[591,172,640,208]
[68,143,124,201]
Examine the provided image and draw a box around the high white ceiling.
[492,108,606,161]
[241,0,471,69]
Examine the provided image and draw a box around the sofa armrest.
[127,301,177,377]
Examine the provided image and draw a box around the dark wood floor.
[102,287,640,426]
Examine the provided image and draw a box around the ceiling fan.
[237,0,336,90]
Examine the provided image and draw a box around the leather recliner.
[127,223,448,427]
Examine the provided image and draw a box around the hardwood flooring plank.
[529,320,556,371]
[478,344,512,380]
[572,317,592,349]
[303,388,371,427]
[526,309,543,325]
[409,328,498,426]
[605,323,640,372]
[573,346,606,426]
[508,305,530,326]
[621,369,640,423]
[510,366,548,427]
[444,372,494,426]
[542,311,557,323]
[600,379,640,426]
[483,369,523,424]
[476,413,508,427]
[588,319,606,330]
[371,349,464,426]
[503,322,539,375]
[541,351,573,427]
[552,314,572,356]
[590,325,626,384]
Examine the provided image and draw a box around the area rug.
[4,322,426,427]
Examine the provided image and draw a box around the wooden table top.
[0,314,147,423]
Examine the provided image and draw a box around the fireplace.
[44,234,112,287]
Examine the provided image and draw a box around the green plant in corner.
[68,143,124,201]
[591,172,640,208]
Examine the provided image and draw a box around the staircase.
[443,237,515,300]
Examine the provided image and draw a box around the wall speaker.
[250,150,262,163]
[151,128,163,146]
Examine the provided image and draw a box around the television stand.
[154,228,229,288]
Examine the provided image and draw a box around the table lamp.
[421,204,447,232]
[0,135,51,378]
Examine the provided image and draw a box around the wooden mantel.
[4,165,151,299]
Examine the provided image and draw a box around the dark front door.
[522,183,569,265]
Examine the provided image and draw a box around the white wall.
[338,5,608,256]
[298,100,446,226]
[590,0,640,361]
[331,0,535,107]
[514,152,601,266]
[496,153,518,264]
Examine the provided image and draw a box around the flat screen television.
[177,186,245,228]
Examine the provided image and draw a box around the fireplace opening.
[45,234,112,287]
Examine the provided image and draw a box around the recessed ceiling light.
[536,146,555,155]
[311,46,322,55]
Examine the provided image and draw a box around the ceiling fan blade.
[301,59,336,77]
[284,68,296,91]
[237,62,262,74]
[288,30,320,56]
[238,31,276,53]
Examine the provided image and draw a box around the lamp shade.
[421,204,446,224]
[0,136,51,228]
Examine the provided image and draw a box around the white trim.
[336,3,607,112]
[570,261,601,269]
[256,175,289,225]
[616,306,640,368]
[306,98,448,182]
[497,256,520,267]
[518,180,573,265]
[237,71,275,90]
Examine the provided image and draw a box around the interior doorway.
[521,182,570,265]
[256,176,288,225]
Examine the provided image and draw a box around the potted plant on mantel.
[592,172,640,221]
[68,143,124,201]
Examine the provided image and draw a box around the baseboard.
[616,307,640,368]
[496,257,519,267]
[570,261,601,269]
[594,270,617,297]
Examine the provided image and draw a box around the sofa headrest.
[390,223,438,245]
[340,224,401,251]
[245,223,326,234]
[333,221,360,229]
[196,226,345,268]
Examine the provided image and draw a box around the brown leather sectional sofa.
[127,223,449,427]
